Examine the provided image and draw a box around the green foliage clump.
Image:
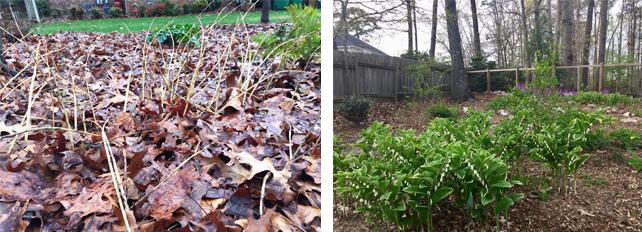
[528,44,560,93]
[182,2,195,14]
[193,0,220,12]
[609,128,641,151]
[89,7,103,19]
[146,23,201,46]
[583,176,610,186]
[251,4,320,60]
[585,129,609,150]
[573,91,635,106]
[400,50,430,61]
[108,7,124,18]
[629,154,642,172]
[426,102,459,119]
[51,7,67,18]
[162,0,182,16]
[335,112,524,231]
[67,5,85,20]
[338,96,371,123]
[402,60,449,100]
[35,0,50,17]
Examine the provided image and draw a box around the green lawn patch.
[35,10,320,34]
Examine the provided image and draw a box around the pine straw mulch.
[334,92,642,231]
[0,22,321,231]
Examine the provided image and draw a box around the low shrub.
[181,3,193,14]
[146,2,165,17]
[162,1,182,16]
[338,96,371,123]
[68,4,85,20]
[426,101,459,119]
[193,0,209,13]
[108,7,124,18]
[89,7,103,19]
[35,0,50,17]
[146,23,201,46]
[136,4,147,17]
[206,0,221,11]
[51,7,67,18]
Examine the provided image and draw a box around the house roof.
[334,33,388,56]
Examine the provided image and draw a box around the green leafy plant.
[89,7,103,19]
[402,60,449,101]
[251,4,320,61]
[629,154,642,172]
[406,102,420,109]
[528,44,560,94]
[51,7,67,18]
[583,176,610,186]
[182,2,195,14]
[338,96,372,123]
[108,7,124,18]
[68,4,85,20]
[612,151,626,164]
[146,23,201,46]
[162,0,182,16]
[609,128,641,152]
[426,102,459,119]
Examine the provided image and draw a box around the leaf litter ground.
[0,22,321,231]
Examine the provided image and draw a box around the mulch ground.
[334,92,642,231]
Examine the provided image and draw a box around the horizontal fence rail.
[466,62,642,93]
[334,50,453,102]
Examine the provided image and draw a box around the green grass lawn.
[35,10,320,34]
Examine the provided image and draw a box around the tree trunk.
[627,5,636,93]
[261,0,270,23]
[413,0,418,52]
[520,0,532,82]
[561,0,575,89]
[616,5,624,93]
[429,0,438,59]
[597,0,608,91]
[593,5,599,90]
[445,0,474,101]
[406,0,413,52]
[581,0,594,89]
[471,0,482,56]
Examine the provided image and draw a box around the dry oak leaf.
[245,207,275,232]
[147,168,194,220]
[0,201,29,231]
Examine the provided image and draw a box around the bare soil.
[334,92,642,232]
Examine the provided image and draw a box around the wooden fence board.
[334,51,454,102]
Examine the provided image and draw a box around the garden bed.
[334,92,642,231]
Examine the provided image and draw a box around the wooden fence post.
[599,62,604,92]
[393,58,399,102]
[486,68,491,92]
[577,67,581,91]
[354,55,360,97]
[516,67,519,85]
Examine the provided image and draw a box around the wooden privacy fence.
[333,51,453,102]
[467,62,642,93]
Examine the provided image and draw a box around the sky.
[357,0,624,59]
